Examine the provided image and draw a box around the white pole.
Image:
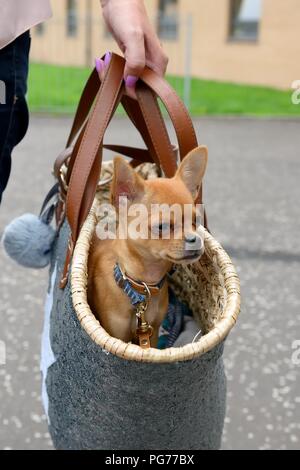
[184,14,193,112]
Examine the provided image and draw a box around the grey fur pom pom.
[2,213,56,268]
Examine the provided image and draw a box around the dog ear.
[176,146,208,199]
[111,156,145,208]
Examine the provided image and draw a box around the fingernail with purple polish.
[125,76,138,88]
[104,52,112,67]
[95,58,104,73]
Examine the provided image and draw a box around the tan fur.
[87,146,208,347]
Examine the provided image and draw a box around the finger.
[153,50,169,76]
[123,29,146,81]
[104,51,112,67]
[124,82,138,100]
[95,57,105,81]
[145,34,169,76]
[146,49,169,76]
[96,53,137,100]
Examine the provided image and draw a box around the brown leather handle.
[59,53,204,287]
[66,53,124,243]
[59,65,174,189]
[65,86,178,182]
[66,67,99,148]
[60,52,202,289]
[68,88,177,177]
[66,53,199,243]
[64,65,168,170]
[140,67,198,159]
[136,84,177,177]
[63,56,198,180]
[137,69,203,204]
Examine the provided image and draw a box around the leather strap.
[55,143,154,181]
[55,53,184,195]
[136,83,177,177]
[59,52,204,287]
[137,68,203,204]
[66,67,100,148]
[59,57,193,184]
[62,64,164,170]
[72,73,175,170]
[63,85,177,185]
[140,68,198,160]
[39,182,59,217]
[61,90,157,189]
[103,144,152,163]
[66,54,124,243]
[67,58,199,239]
[137,330,152,349]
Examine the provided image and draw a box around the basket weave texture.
[71,162,241,363]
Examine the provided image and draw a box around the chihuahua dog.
[87,146,208,348]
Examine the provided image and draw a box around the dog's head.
[111,146,208,264]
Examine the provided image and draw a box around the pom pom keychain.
[1,183,58,269]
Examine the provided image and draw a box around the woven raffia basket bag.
[43,54,241,450]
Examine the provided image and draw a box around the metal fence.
[27,14,193,114]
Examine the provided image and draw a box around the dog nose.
[185,233,197,243]
[184,233,204,255]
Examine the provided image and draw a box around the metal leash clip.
[117,264,154,349]
[135,282,153,349]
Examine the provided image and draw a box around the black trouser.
[0,31,30,204]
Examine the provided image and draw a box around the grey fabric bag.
[41,55,240,450]
[43,222,226,450]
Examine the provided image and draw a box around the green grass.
[28,62,300,117]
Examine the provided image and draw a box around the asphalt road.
[0,115,299,450]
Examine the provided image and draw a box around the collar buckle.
[114,263,157,349]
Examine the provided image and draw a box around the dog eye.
[158,222,173,232]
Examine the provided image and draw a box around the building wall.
[186,0,300,89]
[30,0,300,89]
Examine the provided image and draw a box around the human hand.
[98,0,168,98]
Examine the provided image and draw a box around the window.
[229,0,262,41]
[67,0,78,37]
[158,0,178,40]
[35,22,45,36]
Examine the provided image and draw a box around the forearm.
[99,0,168,79]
